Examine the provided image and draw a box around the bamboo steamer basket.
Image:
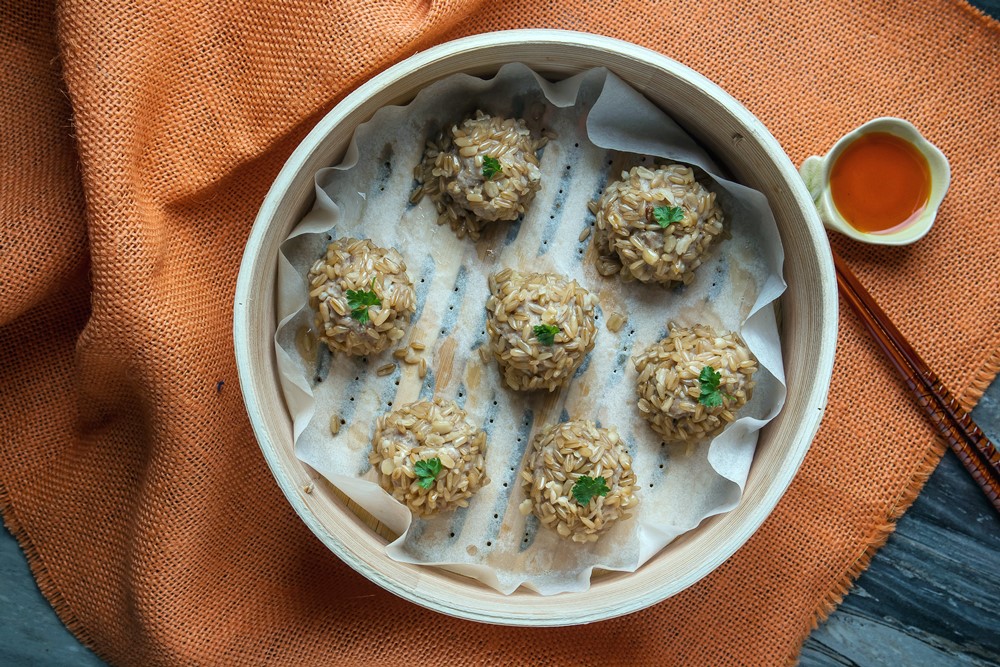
[233,30,838,626]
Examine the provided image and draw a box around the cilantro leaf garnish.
[533,323,560,346]
[482,155,502,180]
[414,457,443,489]
[346,278,381,325]
[653,205,685,228]
[698,365,732,408]
[571,475,610,505]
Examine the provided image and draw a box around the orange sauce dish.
[829,132,931,234]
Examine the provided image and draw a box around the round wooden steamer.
[234,30,838,626]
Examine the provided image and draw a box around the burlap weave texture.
[1,1,998,665]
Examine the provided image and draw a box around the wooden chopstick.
[832,250,1000,513]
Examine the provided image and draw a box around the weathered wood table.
[801,384,1000,666]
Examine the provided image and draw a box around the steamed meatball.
[369,397,489,517]
[593,164,723,284]
[633,324,757,443]
[486,269,597,392]
[519,420,639,543]
[308,238,415,356]
[416,111,544,240]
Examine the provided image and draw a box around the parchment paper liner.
[274,64,787,595]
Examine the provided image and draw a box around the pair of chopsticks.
[833,250,1000,514]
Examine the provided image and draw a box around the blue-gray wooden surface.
[3,2,999,662]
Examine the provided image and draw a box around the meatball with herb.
[307,237,415,356]
[519,420,639,543]
[370,397,490,516]
[592,164,724,285]
[414,111,545,240]
[633,324,757,444]
[485,269,597,392]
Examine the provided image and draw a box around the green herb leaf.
[653,205,685,228]
[414,458,443,489]
[698,365,729,408]
[346,279,381,325]
[571,475,610,505]
[533,323,560,346]
[482,155,502,180]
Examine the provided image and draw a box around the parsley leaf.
[414,457,443,489]
[698,365,731,408]
[653,205,685,228]
[482,155,502,180]
[346,278,381,325]
[533,323,560,346]
[571,475,610,505]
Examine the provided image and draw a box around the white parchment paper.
[274,64,787,595]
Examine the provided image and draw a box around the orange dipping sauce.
[830,132,931,234]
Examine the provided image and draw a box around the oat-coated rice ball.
[592,164,724,285]
[633,324,757,444]
[485,269,598,392]
[369,397,490,517]
[307,238,416,356]
[519,420,639,543]
[414,111,545,240]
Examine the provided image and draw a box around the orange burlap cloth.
[2,1,999,664]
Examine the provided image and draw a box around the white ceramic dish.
[799,117,950,245]
[233,29,838,626]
